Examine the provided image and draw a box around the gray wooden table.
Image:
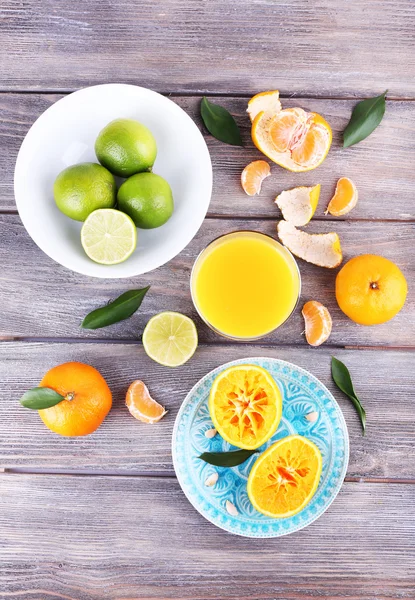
[1,2,414,598]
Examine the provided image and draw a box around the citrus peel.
[277,220,342,268]
[275,184,321,226]
[247,90,282,122]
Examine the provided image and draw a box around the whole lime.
[117,173,174,229]
[95,118,157,177]
[53,162,116,221]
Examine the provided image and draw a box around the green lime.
[81,208,137,265]
[53,162,116,222]
[142,312,198,367]
[117,172,174,229]
[95,118,157,177]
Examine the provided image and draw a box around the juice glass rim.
[190,230,302,341]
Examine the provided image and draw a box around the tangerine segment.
[326,177,358,216]
[241,160,271,196]
[209,365,282,450]
[126,380,167,424]
[302,300,332,347]
[247,435,323,518]
[252,110,331,173]
[39,362,112,437]
[336,254,407,325]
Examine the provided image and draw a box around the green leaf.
[200,97,243,146]
[343,91,387,148]
[20,387,65,410]
[331,357,366,434]
[81,286,150,329]
[199,449,257,467]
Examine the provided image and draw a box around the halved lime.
[81,209,137,265]
[142,312,198,367]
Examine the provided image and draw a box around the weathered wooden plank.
[2,93,415,220]
[1,474,414,599]
[1,342,414,478]
[1,0,415,97]
[0,215,413,346]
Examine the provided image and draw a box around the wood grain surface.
[1,1,415,96]
[1,473,414,599]
[2,94,415,220]
[1,2,415,598]
[1,343,414,478]
[1,215,413,346]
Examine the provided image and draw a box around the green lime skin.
[117,173,174,229]
[95,118,157,177]
[53,162,116,222]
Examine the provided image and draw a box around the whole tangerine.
[335,254,407,325]
[38,362,112,436]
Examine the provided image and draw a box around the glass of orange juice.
[190,231,301,340]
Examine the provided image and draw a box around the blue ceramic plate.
[172,357,349,538]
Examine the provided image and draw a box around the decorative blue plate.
[172,357,349,538]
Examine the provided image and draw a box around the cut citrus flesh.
[326,177,358,216]
[125,380,167,424]
[302,300,332,346]
[247,90,282,122]
[241,160,271,196]
[278,220,342,268]
[247,435,323,518]
[208,364,282,450]
[252,109,332,172]
[142,312,198,367]
[336,254,407,325]
[275,184,320,226]
[81,208,137,265]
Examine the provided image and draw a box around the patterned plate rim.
[172,357,350,538]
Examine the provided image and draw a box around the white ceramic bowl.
[14,84,212,278]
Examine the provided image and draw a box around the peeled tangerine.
[275,184,321,226]
[125,380,167,424]
[326,177,358,216]
[278,220,342,268]
[302,301,332,347]
[241,160,271,196]
[248,91,332,172]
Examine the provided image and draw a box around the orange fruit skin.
[336,255,408,325]
[38,362,112,436]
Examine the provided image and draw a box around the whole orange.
[38,362,112,436]
[336,254,407,325]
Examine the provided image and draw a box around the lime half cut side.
[81,209,137,265]
[143,312,198,367]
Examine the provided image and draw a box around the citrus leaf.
[343,91,387,148]
[200,97,243,146]
[331,357,366,434]
[199,449,257,467]
[82,286,150,329]
[20,387,65,410]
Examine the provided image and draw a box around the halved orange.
[125,380,167,424]
[302,300,332,347]
[241,160,271,196]
[326,177,358,216]
[252,108,332,172]
[208,365,282,450]
[247,435,323,518]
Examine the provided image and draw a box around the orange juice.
[191,231,300,339]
